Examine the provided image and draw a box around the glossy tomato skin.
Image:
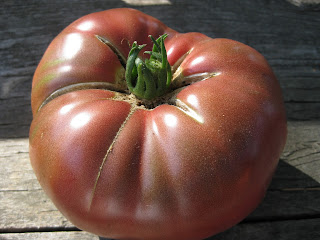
[31,8,176,114]
[29,8,287,240]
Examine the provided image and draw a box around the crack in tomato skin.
[31,32,128,115]
[89,106,137,211]
[171,71,221,89]
[95,34,127,69]
[38,82,130,111]
[174,99,204,124]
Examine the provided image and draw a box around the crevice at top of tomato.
[95,35,127,69]
[36,34,218,112]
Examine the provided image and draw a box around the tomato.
[29,8,287,240]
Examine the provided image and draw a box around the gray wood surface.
[1,122,319,239]
[1,0,320,239]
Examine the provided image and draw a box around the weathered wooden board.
[282,121,320,184]
[1,122,319,239]
[1,0,320,138]
[0,231,97,240]
[1,180,319,232]
[1,218,320,240]
[286,0,320,10]
[212,218,320,240]
[1,0,320,239]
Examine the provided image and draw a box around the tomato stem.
[125,34,172,100]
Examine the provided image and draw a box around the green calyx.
[125,34,172,100]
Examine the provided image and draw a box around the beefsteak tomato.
[29,8,287,240]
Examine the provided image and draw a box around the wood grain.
[282,121,320,184]
[122,0,172,5]
[1,0,319,239]
[2,218,320,240]
[212,218,320,240]
[286,0,320,10]
[0,231,97,240]
[1,122,319,239]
